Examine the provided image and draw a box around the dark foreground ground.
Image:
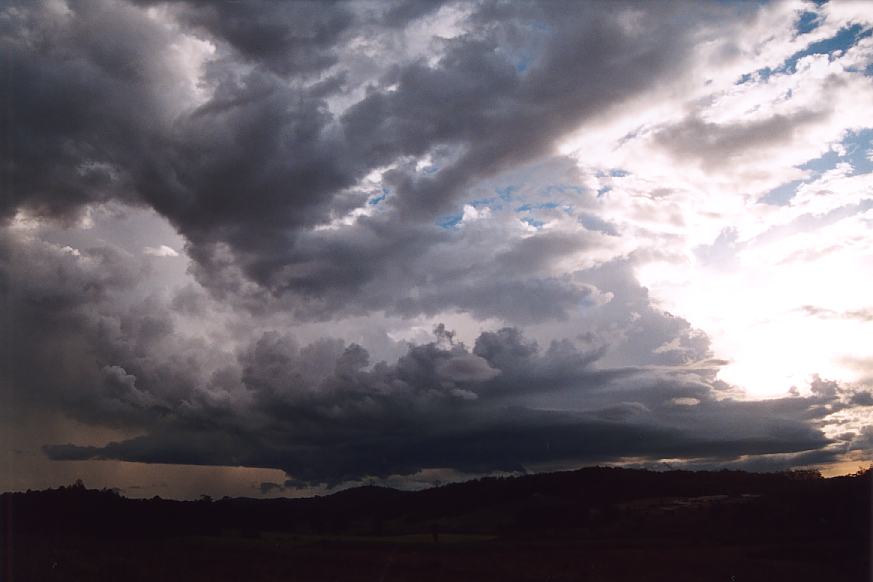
[2,466,871,581]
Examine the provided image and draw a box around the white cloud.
[143,244,180,257]
[548,4,873,399]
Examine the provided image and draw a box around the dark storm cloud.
[259,481,283,495]
[636,447,849,474]
[44,406,832,487]
[182,207,607,323]
[0,229,229,429]
[345,0,706,222]
[168,0,355,77]
[2,0,737,318]
[850,391,873,406]
[131,0,445,76]
[395,275,595,324]
[4,0,869,489]
[0,0,179,220]
[0,225,850,486]
[39,310,838,486]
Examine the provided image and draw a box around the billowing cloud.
[2,0,872,494]
[1,0,754,318]
[41,321,839,486]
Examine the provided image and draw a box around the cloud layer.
[2,0,873,493]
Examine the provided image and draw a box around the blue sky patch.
[495,185,518,201]
[761,128,873,206]
[842,128,873,174]
[368,192,388,205]
[735,72,755,85]
[515,201,560,212]
[514,50,533,73]
[540,184,585,197]
[798,129,873,177]
[760,179,803,205]
[513,19,552,74]
[737,23,872,84]
[521,216,545,228]
[800,149,841,175]
[420,166,439,176]
[578,212,619,236]
[778,24,871,75]
[436,213,463,229]
[594,168,630,178]
[795,11,820,36]
[468,197,499,208]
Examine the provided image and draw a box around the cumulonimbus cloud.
[2,0,872,490]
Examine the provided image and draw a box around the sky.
[1,0,872,500]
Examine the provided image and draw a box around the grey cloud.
[849,391,873,406]
[435,353,499,383]
[6,222,845,487]
[577,212,620,236]
[654,109,830,169]
[190,206,608,323]
[395,274,596,324]
[4,0,867,491]
[566,260,714,368]
[0,230,230,429]
[1,0,191,221]
[134,0,445,77]
[637,447,848,474]
[801,305,873,322]
[848,426,873,452]
[44,391,835,487]
[40,318,837,486]
[377,0,446,28]
[172,0,354,77]
[259,481,284,495]
[3,0,736,319]
[359,1,708,222]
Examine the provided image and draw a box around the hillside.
[2,466,870,581]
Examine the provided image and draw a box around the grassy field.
[8,531,868,582]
